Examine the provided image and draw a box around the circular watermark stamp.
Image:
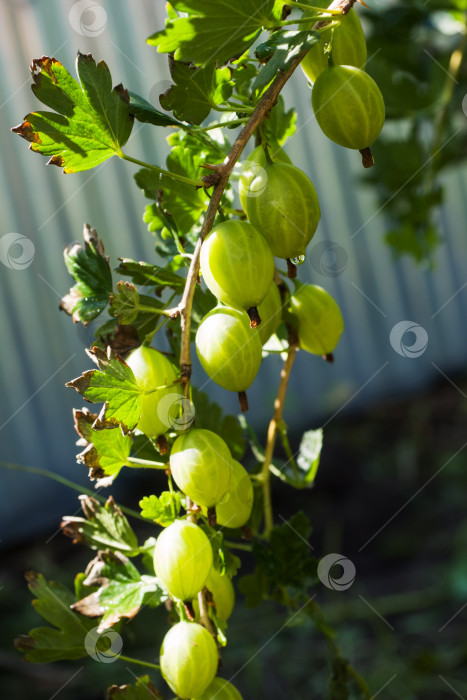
[309,240,348,278]
[157,392,195,432]
[317,553,356,591]
[232,160,268,202]
[84,626,123,663]
[462,94,467,118]
[69,1,108,38]
[390,321,428,359]
[0,233,35,270]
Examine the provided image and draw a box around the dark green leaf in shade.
[128,90,183,127]
[160,61,233,125]
[107,676,162,700]
[253,30,319,92]
[59,224,112,325]
[14,572,96,662]
[191,388,246,460]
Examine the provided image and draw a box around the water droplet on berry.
[290,254,305,266]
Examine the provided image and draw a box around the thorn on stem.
[286,259,297,279]
[201,172,221,189]
[360,147,374,168]
[247,306,262,328]
[169,307,181,320]
[238,391,249,412]
[181,363,192,381]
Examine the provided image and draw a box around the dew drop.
[290,254,306,266]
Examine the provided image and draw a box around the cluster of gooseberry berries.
[108,5,380,697]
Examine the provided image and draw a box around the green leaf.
[61,495,140,556]
[72,551,166,631]
[116,258,185,290]
[73,409,133,482]
[160,61,233,125]
[245,512,317,601]
[296,428,323,484]
[128,90,183,127]
[135,129,214,239]
[109,281,168,333]
[107,676,162,700]
[253,30,319,91]
[274,428,323,488]
[200,526,242,577]
[139,492,181,526]
[263,94,296,146]
[147,0,278,67]
[59,224,112,325]
[66,346,141,430]
[191,388,246,461]
[12,53,133,173]
[14,572,95,662]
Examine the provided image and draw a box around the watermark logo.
[310,240,348,278]
[233,160,268,201]
[157,393,195,432]
[69,1,107,37]
[317,553,356,591]
[84,627,123,663]
[0,233,35,270]
[390,321,428,358]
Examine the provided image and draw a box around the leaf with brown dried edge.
[73,409,133,482]
[12,53,133,173]
[107,676,162,700]
[72,551,166,632]
[14,572,96,663]
[61,495,140,556]
[66,345,141,430]
[60,223,112,325]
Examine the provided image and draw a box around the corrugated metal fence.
[1,0,466,542]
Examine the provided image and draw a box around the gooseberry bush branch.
[11,0,384,698]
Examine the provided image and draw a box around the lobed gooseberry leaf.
[147,0,279,67]
[108,281,168,341]
[107,676,162,700]
[191,388,246,461]
[200,525,242,578]
[240,513,317,605]
[59,224,112,325]
[66,345,141,430]
[61,495,140,556]
[253,30,320,92]
[139,492,182,527]
[12,53,133,173]
[73,409,133,482]
[14,572,96,662]
[160,61,233,125]
[72,551,166,631]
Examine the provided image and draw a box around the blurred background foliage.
[1,0,467,698]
